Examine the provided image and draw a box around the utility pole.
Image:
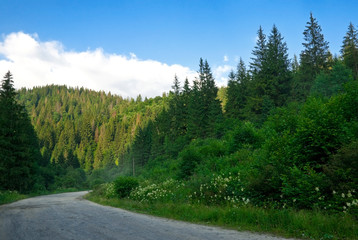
[132,158,135,176]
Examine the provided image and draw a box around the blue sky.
[1,0,358,97]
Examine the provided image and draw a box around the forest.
[1,13,357,224]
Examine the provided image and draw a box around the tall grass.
[0,190,26,205]
[86,192,357,240]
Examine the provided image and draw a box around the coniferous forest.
[1,13,358,223]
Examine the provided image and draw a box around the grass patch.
[85,192,358,240]
[0,190,26,205]
[0,188,87,205]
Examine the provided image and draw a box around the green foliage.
[293,13,330,101]
[130,179,182,203]
[311,60,353,97]
[291,97,348,168]
[225,59,249,119]
[226,122,261,153]
[88,186,358,240]
[113,176,139,198]
[281,166,329,209]
[0,190,26,205]
[324,141,358,193]
[177,146,202,180]
[0,72,43,193]
[341,22,358,79]
[54,167,87,189]
[17,85,168,172]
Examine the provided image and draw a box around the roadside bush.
[177,147,202,180]
[324,141,358,193]
[54,167,87,189]
[130,179,183,203]
[113,176,139,198]
[280,166,329,209]
[226,122,262,153]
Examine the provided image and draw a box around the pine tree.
[245,26,268,122]
[187,78,202,139]
[190,58,223,138]
[293,13,330,101]
[0,71,42,192]
[250,26,267,76]
[341,22,358,79]
[226,58,249,118]
[264,25,292,106]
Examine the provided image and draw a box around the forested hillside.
[17,85,168,171]
[1,14,358,223]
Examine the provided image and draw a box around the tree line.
[0,13,357,201]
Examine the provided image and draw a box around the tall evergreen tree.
[187,78,202,139]
[341,22,358,79]
[264,25,292,106]
[226,58,249,119]
[250,26,267,76]
[192,58,223,138]
[293,13,330,101]
[0,71,42,192]
[245,26,268,121]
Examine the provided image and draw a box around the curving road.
[0,191,294,240]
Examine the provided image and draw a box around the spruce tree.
[0,71,41,192]
[226,58,249,119]
[293,13,330,101]
[264,25,292,106]
[341,22,358,79]
[195,59,223,138]
[250,26,267,76]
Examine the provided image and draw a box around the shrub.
[280,166,329,209]
[130,179,182,203]
[113,176,139,198]
[324,141,358,192]
[177,147,202,180]
[227,122,261,153]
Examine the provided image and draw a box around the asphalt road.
[0,191,295,240]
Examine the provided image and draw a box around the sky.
[0,0,358,98]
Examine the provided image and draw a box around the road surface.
[0,191,295,240]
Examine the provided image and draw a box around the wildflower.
[347,202,351,207]
[342,193,345,198]
[347,192,352,198]
[315,187,319,192]
[293,199,296,202]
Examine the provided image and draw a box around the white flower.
[347,202,351,207]
[342,193,345,198]
[347,192,352,198]
[315,187,319,192]
[332,190,336,195]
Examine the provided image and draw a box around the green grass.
[86,193,358,240]
[0,188,87,205]
[0,190,27,205]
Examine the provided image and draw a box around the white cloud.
[0,32,197,98]
[213,65,233,86]
[223,55,229,62]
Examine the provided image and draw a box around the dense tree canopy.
[0,72,42,192]
[1,14,357,215]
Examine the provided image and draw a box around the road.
[0,191,295,240]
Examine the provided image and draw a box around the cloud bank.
[0,32,234,98]
[0,32,199,98]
